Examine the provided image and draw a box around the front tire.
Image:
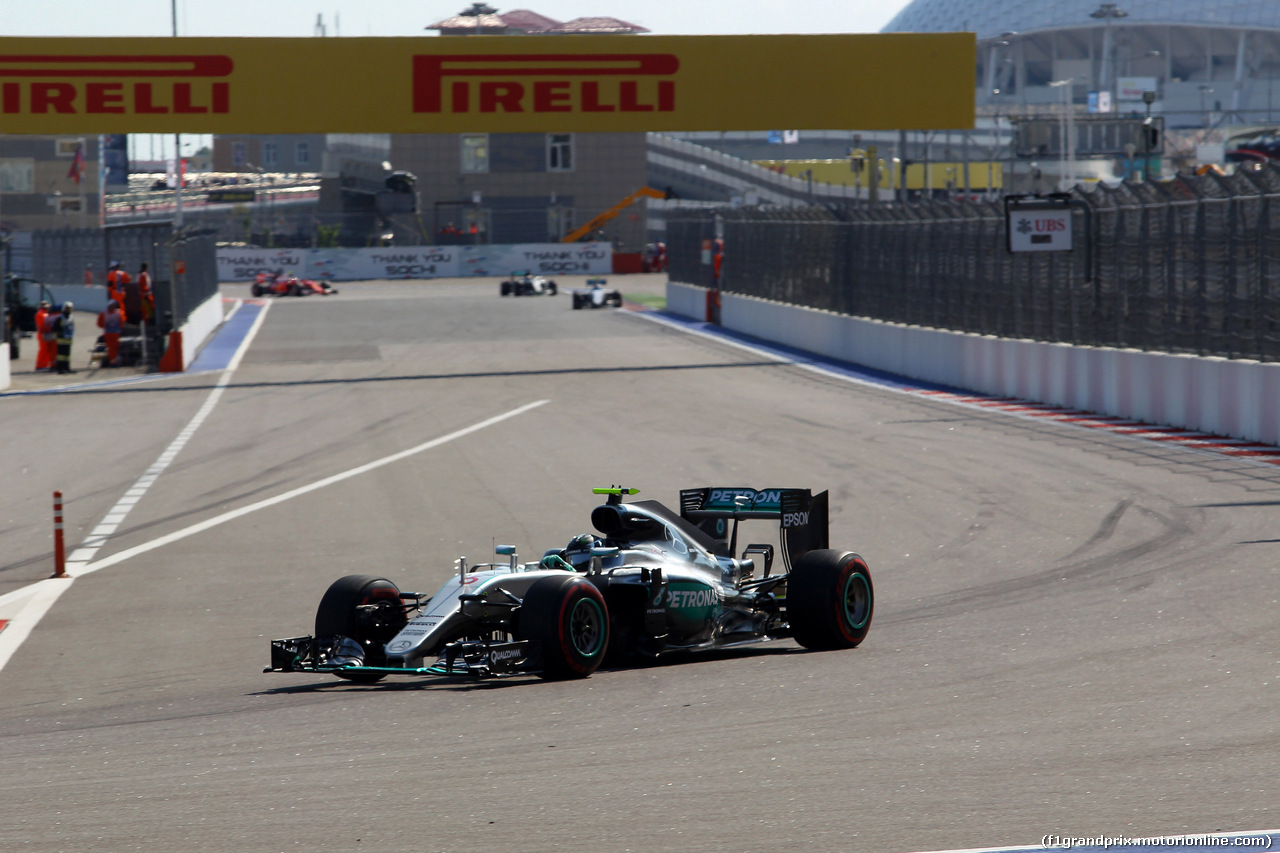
[315,574,408,682]
[547,281,557,295]
[518,575,609,680]
[787,550,873,650]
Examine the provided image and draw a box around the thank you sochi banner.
[216,243,611,282]
[457,243,611,277]
[0,34,975,133]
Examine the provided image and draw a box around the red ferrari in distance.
[251,271,338,297]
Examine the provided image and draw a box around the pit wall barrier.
[217,242,612,282]
[0,291,221,389]
[667,282,1280,448]
[174,293,225,371]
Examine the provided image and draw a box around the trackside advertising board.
[0,34,975,133]
[1004,197,1074,253]
[217,242,611,282]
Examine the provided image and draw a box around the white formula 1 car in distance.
[571,278,623,309]
[500,270,558,296]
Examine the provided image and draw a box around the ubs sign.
[1004,195,1074,253]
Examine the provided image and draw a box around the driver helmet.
[565,533,596,554]
[563,533,599,567]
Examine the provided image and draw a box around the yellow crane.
[561,186,666,244]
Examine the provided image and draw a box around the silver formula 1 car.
[570,278,622,309]
[499,270,557,296]
[266,486,873,682]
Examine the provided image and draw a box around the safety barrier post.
[52,491,67,578]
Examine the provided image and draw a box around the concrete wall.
[667,282,1280,446]
[179,294,225,370]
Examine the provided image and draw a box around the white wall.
[668,282,1280,446]
[179,293,225,369]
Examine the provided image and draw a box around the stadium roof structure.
[884,0,1280,40]
[883,0,1280,128]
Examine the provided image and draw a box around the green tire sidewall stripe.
[843,570,871,630]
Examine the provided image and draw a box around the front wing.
[266,634,535,679]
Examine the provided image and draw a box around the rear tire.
[518,575,609,680]
[787,550,873,650]
[501,281,511,296]
[315,574,407,682]
[250,283,263,297]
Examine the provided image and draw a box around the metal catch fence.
[32,222,219,331]
[667,163,1280,362]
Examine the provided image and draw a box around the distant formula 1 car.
[266,485,872,682]
[500,270,558,297]
[251,271,338,297]
[571,278,622,309]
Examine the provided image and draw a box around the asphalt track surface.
[1,277,1277,853]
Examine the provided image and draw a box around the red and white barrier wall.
[668,282,1280,447]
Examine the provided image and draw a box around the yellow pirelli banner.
[0,34,974,134]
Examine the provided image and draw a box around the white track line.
[0,398,549,673]
[63,299,269,572]
[0,580,74,670]
[0,300,267,672]
[74,398,550,577]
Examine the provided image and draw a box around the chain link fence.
[667,163,1280,362]
[110,201,642,250]
[32,222,219,331]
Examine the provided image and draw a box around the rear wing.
[679,487,829,569]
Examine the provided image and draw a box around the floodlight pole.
[170,0,183,357]
[1090,4,1128,108]
[172,0,183,229]
[1049,79,1074,190]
